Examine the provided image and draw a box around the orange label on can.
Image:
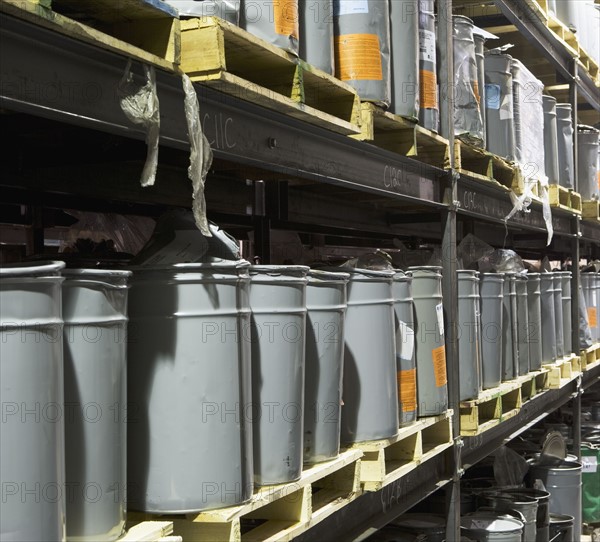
[432,345,447,387]
[274,0,298,38]
[473,80,481,105]
[420,69,438,110]
[398,368,417,413]
[589,307,598,328]
[597,171,600,191]
[335,34,383,81]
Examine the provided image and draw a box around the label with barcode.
[582,456,597,473]
[419,29,436,63]
[335,0,368,16]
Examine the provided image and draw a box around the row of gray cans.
[0,261,448,540]
[168,0,440,127]
[459,271,577,402]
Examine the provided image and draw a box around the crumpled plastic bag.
[493,446,529,487]
[457,234,494,270]
[334,250,394,271]
[182,74,213,236]
[479,249,526,274]
[118,60,160,188]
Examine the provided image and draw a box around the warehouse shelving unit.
[0,0,599,541]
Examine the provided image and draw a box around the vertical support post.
[438,1,460,540]
[253,180,271,264]
[569,59,578,193]
[25,205,44,256]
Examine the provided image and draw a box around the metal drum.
[502,273,518,381]
[388,514,447,541]
[560,272,573,355]
[389,0,419,119]
[543,95,560,185]
[555,104,575,189]
[0,262,66,542]
[304,270,348,464]
[474,30,487,148]
[577,125,600,200]
[526,274,543,371]
[393,271,418,425]
[548,514,574,542]
[481,492,538,542]
[127,262,254,512]
[502,488,550,542]
[540,273,557,363]
[334,0,391,106]
[453,16,484,144]
[418,0,438,131]
[461,514,524,542]
[62,269,131,541]
[300,0,334,74]
[528,460,582,542]
[339,268,399,442]
[581,274,597,343]
[553,273,565,359]
[515,275,530,376]
[241,0,299,54]
[485,50,516,161]
[248,265,308,485]
[480,273,504,389]
[458,270,482,400]
[408,266,448,416]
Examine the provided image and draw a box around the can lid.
[0,260,65,277]
[539,431,567,465]
[130,260,251,272]
[249,265,310,275]
[62,268,132,278]
[308,269,350,282]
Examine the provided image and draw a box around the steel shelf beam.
[494,0,600,111]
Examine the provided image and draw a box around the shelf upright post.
[569,60,579,193]
[438,0,461,540]
[253,180,272,264]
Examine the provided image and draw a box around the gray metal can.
[515,275,530,376]
[560,272,573,356]
[501,273,518,381]
[526,273,543,371]
[543,95,560,185]
[540,273,557,363]
[458,270,482,401]
[241,0,299,55]
[556,104,575,189]
[553,273,565,359]
[418,0,438,131]
[480,273,504,389]
[300,0,334,74]
[0,262,66,542]
[577,125,600,200]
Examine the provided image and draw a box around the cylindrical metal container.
[502,488,550,542]
[581,273,597,343]
[515,275,530,376]
[577,125,600,200]
[474,31,487,148]
[300,0,334,74]
[304,270,348,464]
[458,270,482,400]
[555,104,575,189]
[388,514,447,541]
[555,1,579,28]
[552,273,565,359]
[548,514,574,542]
[560,272,573,355]
[485,51,516,161]
[528,461,582,542]
[62,269,131,541]
[339,268,399,442]
[461,514,524,542]
[334,0,391,106]
[526,274,543,371]
[240,0,299,54]
[389,0,419,118]
[453,16,484,144]
[540,273,557,363]
[393,272,418,425]
[408,266,448,416]
[127,262,254,512]
[248,265,308,485]
[418,0,438,131]
[502,273,518,381]
[480,273,504,389]
[0,262,66,542]
[542,95,560,185]
[481,492,538,542]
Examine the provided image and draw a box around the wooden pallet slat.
[543,353,581,389]
[350,411,453,492]
[179,17,361,136]
[581,343,600,371]
[119,521,176,541]
[582,200,600,223]
[549,184,583,214]
[353,103,451,169]
[129,449,362,542]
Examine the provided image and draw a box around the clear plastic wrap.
[457,233,494,270]
[165,0,240,23]
[478,249,526,275]
[182,74,214,236]
[493,446,529,488]
[118,60,160,188]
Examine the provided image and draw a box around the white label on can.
[485,84,501,110]
[582,456,597,473]
[436,303,445,336]
[398,322,415,361]
[419,29,436,63]
[334,0,369,16]
[140,231,207,265]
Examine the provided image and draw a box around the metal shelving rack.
[0,1,599,541]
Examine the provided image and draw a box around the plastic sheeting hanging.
[418,0,438,131]
[334,0,391,106]
[389,0,419,119]
[300,0,335,74]
[241,0,299,55]
[453,15,484,145]
[182,74,214,236]
[118,60,160,188]
[165,0,240,23]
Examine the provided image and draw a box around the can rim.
[0,260,65,277]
